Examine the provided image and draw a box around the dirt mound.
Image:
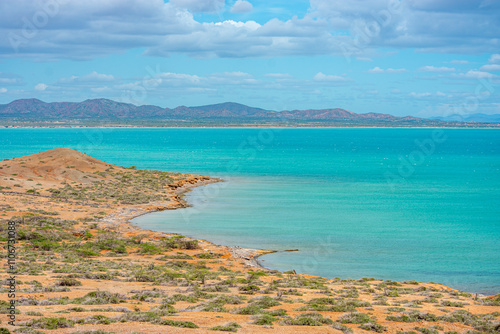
[0,148,122,188]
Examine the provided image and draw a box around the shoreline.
[106,176,278,271]
[125,179,497,296]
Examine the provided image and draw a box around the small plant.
[281,312,334,326]
[210,322,241,332]
[24,317,75,329]
[56,277,82,286]
[338,312,374,324]
[359,322,387,332]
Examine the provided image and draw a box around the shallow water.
[1,128,499,293]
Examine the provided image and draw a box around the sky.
[0,0,499,117]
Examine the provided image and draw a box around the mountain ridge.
[0,98,496,126]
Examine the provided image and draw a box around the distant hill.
[0,98,494,127]
[430,113,500,123]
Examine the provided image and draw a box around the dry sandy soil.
[0,148,498,334]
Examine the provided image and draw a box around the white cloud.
[35,83,48,91]
[1,0,499,60]
[488,54,500,63]
[463,70,495,79]
[230,0,253,13]
[59,71,115,83]
[313,72,348,82]
[0,73,23,85]
[419,66,456,73]
[0,88,7,93]
[368,67,384,73]
[479,64,500,71]
[368,67,406,73]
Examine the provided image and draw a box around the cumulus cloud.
[0,88,7,93]
[59,71,115,83]
[230,0,253,13]
[463,70,496,79]
[479,64,500,71]
[35,83,48,91]
[0,73,23,85]
[1,0,499,60]
[419,66,456,73]
[488,54,500,63]
[368,67,406,73]
[313,72,348,82]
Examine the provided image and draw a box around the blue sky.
[0,0,499,117]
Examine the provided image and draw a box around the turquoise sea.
[1,128,499,294]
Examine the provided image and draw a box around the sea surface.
[1,128,499,294]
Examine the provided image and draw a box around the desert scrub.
[482,295,500,306]
[232,296,280,315]
[135,242,163,254]
[251,314,278,325]
[195,252,221,259]
[298,298,370,312]
[440,300,465,307]
[386,310,437,322]
[359,323,387,333]
[0,301,20,314]
[73,291,126,305]
[338,312,375,324]
[156,319,198,328]
[414,326,443,334]
[130,289,165,301]
[210,322,241,332]
[77,315,116,325]
[23,317,74,329]
[156,252,193,260]
[438,310,500,333]
[281,312,334,326]
[190,295,245,312]
[56,277,82,286]
[24,311,43,316]
[331,322,354,333]
[162,236,199,250]
[13,328,44,334]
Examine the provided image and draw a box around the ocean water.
[1,128,499,294]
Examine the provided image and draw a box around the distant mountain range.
[0,98,497,127]
[430,113,500,123]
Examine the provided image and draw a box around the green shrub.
[282,313,333,326]
[210,322,241,332]
[338,312,374,324]
[359,323,387,332]
[73,291,125,305]
[56,277,82,286]
[136,242,162,255]
[252,314,277,325]
[157,319,198,328]
[331,322,353,333]
[25,317,74,329]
